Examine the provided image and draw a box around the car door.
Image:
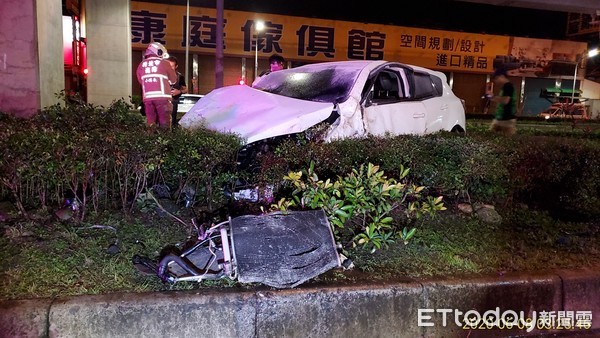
[414,71,448,133]
[362,68,427,136]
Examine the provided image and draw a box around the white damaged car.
[179,60,465,146]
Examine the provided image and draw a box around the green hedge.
[262,133,509,203]
[0,97,241,221]
[506,136,600,219]
[3,99,600,222]
[260,132,600,220]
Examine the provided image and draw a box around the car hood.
[179,85,335,144]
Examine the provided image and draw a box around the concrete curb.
[0,268,598,338]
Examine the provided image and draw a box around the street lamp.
[571,48,599,104]
[184,0,190,89]
[254,20,265,82]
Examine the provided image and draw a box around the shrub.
[160,128,241,211]
[508,135,600,219]
[273,162,446,251]
[0,94,241,221]
[262,133,509,205]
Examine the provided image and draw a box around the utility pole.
[215,0,224,88]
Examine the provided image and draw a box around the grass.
[314,205,600,285]
[0,211,202,300]
[467,117,600,136]
[2,201,599,300]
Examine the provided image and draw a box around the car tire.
[450,125,466,134]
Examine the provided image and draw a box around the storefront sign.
[131,1,586,76]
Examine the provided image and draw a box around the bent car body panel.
[363,101,427,136]
[178,85,334,144]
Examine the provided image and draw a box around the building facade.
[2,0,599,118]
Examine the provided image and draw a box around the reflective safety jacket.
[136,56,177,101]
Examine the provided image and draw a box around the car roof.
[289,60,443,79]
[292,60,388,73]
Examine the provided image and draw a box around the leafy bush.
[257,129,600,221]
[4,99,600,225]
[160,128,241,211]
[262,133,509,204]
[0,94,241,221]
[507,136,600,219]
[272,162,446,251]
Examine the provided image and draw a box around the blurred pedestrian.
[253,54,286,86]
[136,42,177,129]
[482,81,493,114]
[486,67,517,135]
[268,53,286,73]
[167,56,187,127]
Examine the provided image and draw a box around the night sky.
[144,0,570,40]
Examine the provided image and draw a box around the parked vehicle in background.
[538,102,589,120]
[179,60,466,146]
[136,94,204,122]
[177,94,204,114]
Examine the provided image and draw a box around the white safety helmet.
[144,42,169,59]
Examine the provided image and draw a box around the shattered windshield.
[252,65,361,103]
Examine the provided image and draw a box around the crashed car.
[179,60,466,145]
[179,61,466,201]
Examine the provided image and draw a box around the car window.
[252,67,360,103]
[413,72,444,100]
[372,71,401,103]
[430,75,444,96]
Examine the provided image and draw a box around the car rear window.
[413,72,444,99]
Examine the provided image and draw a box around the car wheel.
[450,125,466,134]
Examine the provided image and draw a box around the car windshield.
[252,65,361,103]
